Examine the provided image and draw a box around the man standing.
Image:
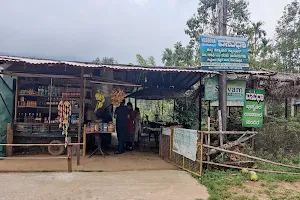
[114,99,128,154]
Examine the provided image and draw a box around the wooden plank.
[6,123,13,156]
[67,137,72,173]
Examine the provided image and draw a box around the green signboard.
[242,89,265,128]
[204,76,246,101]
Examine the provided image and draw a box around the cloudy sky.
[0,0,294,65]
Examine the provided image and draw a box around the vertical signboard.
[200,35,249,71]
[242,89,265,128]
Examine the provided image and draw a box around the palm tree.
[251,21,267,57]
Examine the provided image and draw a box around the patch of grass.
[199,169,247,200]
[199,156,300,200]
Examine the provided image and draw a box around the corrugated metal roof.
[0,55,218,74]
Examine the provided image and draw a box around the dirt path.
[0,152,177,172]
[0,171,209,200]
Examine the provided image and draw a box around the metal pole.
[218,0,228,136]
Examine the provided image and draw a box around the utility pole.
[218,0,227,145]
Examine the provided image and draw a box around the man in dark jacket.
[114,99,128,154]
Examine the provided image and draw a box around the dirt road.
[0,152,177,172]
[0,170,209,200]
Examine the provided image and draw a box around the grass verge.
[198,156,300,200]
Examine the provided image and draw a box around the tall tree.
[185,0,250,49]
[92,57,118,64]
[136,54,156,66]
[162,42,194,66]
[276,0,300,72]
[250,21,267,57]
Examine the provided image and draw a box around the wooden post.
[291,98,295,117]
[83,124,87,156]
[77,68,84,165]
[6,123,13,156]
[207,117,211,163]
[67,137,72,173]
[14,77,18,122]
[82,78,86,121]
[169,127,173,161]
[218,110,224,147]
[199,132,204,176]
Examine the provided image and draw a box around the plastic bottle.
[24,113,28,123]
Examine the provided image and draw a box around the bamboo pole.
[203,144,300,170]
[1,157,67,160]
[199,131,257,135]
[67,137,72,173]
[202,161,300,175]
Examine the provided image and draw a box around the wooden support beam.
[77,68,84,165]
[6,123,13,156]
[83,125,86,156]
[0,71,78,79]
[67,137,72,173]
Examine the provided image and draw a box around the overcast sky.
[0,0,294,65]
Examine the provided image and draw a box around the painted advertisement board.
[200,35,249,71]
[242,89,265,128]
[204,76,246,101]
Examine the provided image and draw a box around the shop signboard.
[204,76,246,102]
[173,128,198,161]
[242,89,265,128]
[200,35,249,71]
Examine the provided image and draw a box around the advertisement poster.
[242,89,265,128]
[173,128,198,161]
[200,35,249,71]
[204,76,246,102]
